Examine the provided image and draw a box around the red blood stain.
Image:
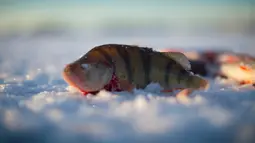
[81,71,123,96]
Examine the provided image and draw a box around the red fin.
[161,88,185,93]
[81,90,89,95]
[239,65,252,72]
[176,88,193,97]
[175,89,195,105]
[240,80,253,85]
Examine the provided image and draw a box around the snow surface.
[0,32,255,143]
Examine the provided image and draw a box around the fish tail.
[189,75,210,90]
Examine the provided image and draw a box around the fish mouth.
[62,65,90,93]
[62,69,82,92]
[62,65,106,93]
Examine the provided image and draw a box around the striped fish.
[62,44,209,95]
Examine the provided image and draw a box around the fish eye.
[81,64,90,70]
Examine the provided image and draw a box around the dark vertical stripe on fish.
[116,47,133,83]
[139,48,151,85]
[177,69,187,84]
[95,47,117,73]
[176,69,183,84]
[97,48,113,65]
[164,61,174,87]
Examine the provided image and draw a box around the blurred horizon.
[0,0,254,36]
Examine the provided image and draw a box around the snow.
[0,32,255,143]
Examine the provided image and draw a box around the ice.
[0,32,255,143]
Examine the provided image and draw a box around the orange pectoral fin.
[239,65,253,73]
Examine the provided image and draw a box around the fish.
[161,48,255,72]
[189,50,255,84]
[62,44,209,96]
[219,61,255,85]
[160,47,255,87]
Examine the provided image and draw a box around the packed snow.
[0,32,255,143]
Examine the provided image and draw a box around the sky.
[0,0,253,5]
[0,0,254,34]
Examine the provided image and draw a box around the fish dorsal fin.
[162,52,191,70]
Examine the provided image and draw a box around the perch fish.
[62,44,209,96]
